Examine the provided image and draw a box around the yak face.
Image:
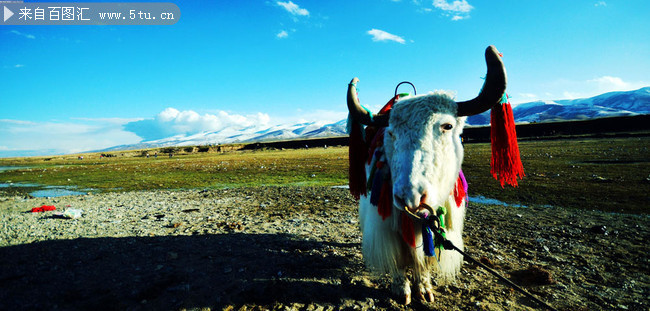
[383,92,466,213]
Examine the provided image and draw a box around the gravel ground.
[0,186,648,310]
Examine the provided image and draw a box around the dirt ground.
[0,186,648,310]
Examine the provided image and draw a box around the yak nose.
[394,192,428,213]
[393,172,430,213]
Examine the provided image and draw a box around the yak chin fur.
[359,91,467,296]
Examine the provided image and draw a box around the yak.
[346,46,509,304]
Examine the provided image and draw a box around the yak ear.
[347,78,390,127]
[456,46,507,117]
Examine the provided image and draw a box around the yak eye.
[441,123,453,131]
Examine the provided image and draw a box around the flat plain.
[0,137,648,310]
[1,136,648,214]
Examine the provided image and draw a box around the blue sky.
[1,0,649,157]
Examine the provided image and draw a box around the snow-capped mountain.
[99,119,348,151]
[99,87,648,152]
[467,87,650,125]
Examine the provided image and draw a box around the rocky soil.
[0,187,648,310]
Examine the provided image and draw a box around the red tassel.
[378,179,392,220]
[379,94,398,114]
[400,213,416,248]
[453,176,466,207]
[348,122,368,200]
[349,95,397,200]
[490,95,525,187]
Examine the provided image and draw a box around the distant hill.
[97,87,649,152]
[467,87,650,125]
[98,119,348,152]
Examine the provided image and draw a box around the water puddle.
[30,186,88,198]
[0,182,91,198]
[0,166,30,172]
[0,182,41,188]
[468,195,527,208]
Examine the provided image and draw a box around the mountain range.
[100,87,649,152]
[100,119,350,151]
[466,86,650,125]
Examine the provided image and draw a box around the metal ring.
[402,203,435,222]
[394,81,417,97]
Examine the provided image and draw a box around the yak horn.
[347,78,390,127]
[456,45,508,117]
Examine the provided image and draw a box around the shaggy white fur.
[358,91,467,302]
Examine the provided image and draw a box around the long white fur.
[358,91,467,297]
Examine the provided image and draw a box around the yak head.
[384,92,465,212]
[347,46,507,213]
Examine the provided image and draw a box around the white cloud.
[562,91,583,100]
[433,0,473,13]
[595,1,607,7]
[518,93,538,99]
[277,1,309,16]
[574,76,649,98]
[0,119,33,125]
[367,29,406,44]
[14,64,25,68]
[0,105,352,157]
[157,107,181,122]
[0,118,141,156]
[432,0,473,20]
[510,93,539,105]
[0,108,277,157]
[9,30,35,39]
[589,76,629,91]
[124,108,272,141]
[532,76,649,102]
[71,117,143,124]
[276,30,289,38]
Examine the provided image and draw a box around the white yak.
[347,46,509,304]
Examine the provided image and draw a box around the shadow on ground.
[0,233,379,310]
